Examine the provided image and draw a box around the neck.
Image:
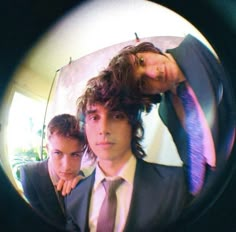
[98,153,132,177]
[170,80,186,95]
[165,53,186,95]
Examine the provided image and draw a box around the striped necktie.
[97,178,123,232]
[177,81,206,196]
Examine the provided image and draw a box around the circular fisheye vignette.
[0,0,235,231]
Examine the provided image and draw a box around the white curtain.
[47,36,184,167]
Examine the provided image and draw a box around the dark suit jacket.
[65,158,189,232]
[20,159,66,230]
[160,34,235,211]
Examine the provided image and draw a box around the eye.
[71,152,83,158]
[52,150,62,156]
[86,114,99,122]
[138,57,145,66]
[112,112,126,120]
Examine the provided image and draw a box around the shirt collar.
[48,158,60,186]
[94,155,137,190]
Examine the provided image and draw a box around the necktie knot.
[177,81,187,93]
[177,81,189,102]
[102,178,123,194]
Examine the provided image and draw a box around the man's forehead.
[129,53,140,79]
[86,103,103,112]
[86,103,125,114]
[129,54,142,80]
[129,54,137,66]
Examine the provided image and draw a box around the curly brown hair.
[76,70,147,160]
[108,42,163,106]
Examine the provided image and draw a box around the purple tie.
[177,81,205,196]
[96,178,123,232]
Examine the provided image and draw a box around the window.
[7,92,47,188]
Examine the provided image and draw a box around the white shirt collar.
[94,155,137,190]
[48,158,60,186]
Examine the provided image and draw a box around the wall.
[48,36,185,168]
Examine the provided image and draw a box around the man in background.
[20,114,85,230]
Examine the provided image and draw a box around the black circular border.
[0,1,235,231]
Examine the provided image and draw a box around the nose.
[61,155,71,170]
[146,65,159,79]
[99,117,110,135]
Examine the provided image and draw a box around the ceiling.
[15,0,210,86]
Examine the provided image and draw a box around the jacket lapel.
[38,160,66,223]
[123,159,165,231]
[66,170,95,232]
[167,34,219,143]
[159,93,188,164]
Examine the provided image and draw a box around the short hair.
[47,114,85,150]
[108,42,162,105]
[76,70,147,160]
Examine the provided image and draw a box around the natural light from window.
[7,92,46,185]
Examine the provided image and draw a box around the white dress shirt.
[89,155,136,232]
[48,158,60,186]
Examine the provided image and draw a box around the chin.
[98,155,114,162]
[59,173,75,180]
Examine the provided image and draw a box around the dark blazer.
[20,159,66,230]
[65,158,189,232]
[160,35,235,208]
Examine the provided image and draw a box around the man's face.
[85,103,133,166]
[130,52,181,94]
[47,134,83,181]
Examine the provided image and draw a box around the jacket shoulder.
[139,159,184,176]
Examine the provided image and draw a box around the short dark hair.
[108,42,162,106]
[76,70,147,160]
[47,114,85,151]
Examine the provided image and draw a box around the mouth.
[59,172,74,178]
[96,141,114,148]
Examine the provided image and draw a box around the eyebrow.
[130,55,143,80]
[51,148,61,152]
[133,55,140,67]
[85,109,97,115]
[71,150,83,155]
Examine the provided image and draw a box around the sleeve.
[20,165,41,209]
[65,214,81,232]
[64,195,81,232]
